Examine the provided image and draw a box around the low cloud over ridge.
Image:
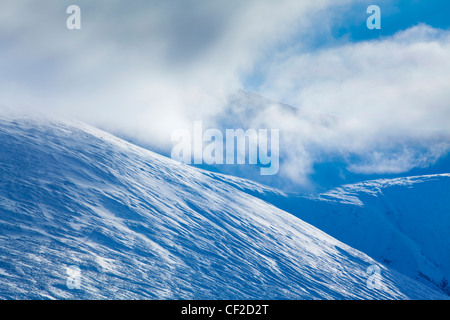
[0,1,449,187]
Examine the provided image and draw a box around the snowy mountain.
[249,175,450,296]
[0,114,448,299]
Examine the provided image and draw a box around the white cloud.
[0,0,351,149]
[255,25,450,183]
[1,2,449,187]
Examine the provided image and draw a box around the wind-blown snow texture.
[270,175,450,295]
[0,115,447,299]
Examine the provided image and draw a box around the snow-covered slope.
[0,115,447,299]
[258,175,450,296]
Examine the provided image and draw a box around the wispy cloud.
[1,2,449,187]
[251,25,450,184]
[0,0,347,144]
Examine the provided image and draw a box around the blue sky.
[334,0,450,41]
[0,0,449,188]
[245,0,450,90]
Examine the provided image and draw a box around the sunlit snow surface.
[0,115,447,299]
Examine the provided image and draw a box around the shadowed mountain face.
[0,115,447,299]
[249,174,450,296]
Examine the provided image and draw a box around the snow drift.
[0,115,447,299]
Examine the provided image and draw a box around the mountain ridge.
[0,115,447,299]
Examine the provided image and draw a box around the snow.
[0,115,448,299]
[256,175,450,296]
